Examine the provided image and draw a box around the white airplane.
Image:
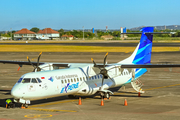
[1,27,180,108]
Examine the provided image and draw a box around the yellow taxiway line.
[29,99,78,108]
[144,83,180,91]
[27,108,77,112]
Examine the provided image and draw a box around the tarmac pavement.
[0,52,180,120]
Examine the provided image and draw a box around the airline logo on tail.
[133,27,154,64]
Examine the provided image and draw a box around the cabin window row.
[61,77,85,84]
[61,75,103,84]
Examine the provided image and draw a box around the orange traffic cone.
[101,98,104,106]
[78,97,82,105]
[124,98,128,106]
[138,92,141,97]
[21,104,25,109]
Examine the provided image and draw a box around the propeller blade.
[37,52,42,67]
[104,52,108,68]
[91,58,101,70]
[27,56,35,68]
[107,74,114,83]
[100,75,105,90]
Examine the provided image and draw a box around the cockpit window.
[31,78,38,83]
[36,78,42,83]
[22,78,31,83]
[17,78,23,83]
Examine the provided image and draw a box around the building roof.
[61,35,74,37]
[14,28,36,34]
[37,30,43,33]
[61,35,69,37]
[101,35,114,40]
[69,35,74,37]
[37,28,59,34]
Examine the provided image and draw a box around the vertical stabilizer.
[119,27,154,64]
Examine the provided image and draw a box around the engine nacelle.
[35,63,54,72]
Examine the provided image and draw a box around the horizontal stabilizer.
[121,32,175,34]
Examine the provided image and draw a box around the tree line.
[1,27,180,40]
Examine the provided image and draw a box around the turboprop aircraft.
[0,27,180,108]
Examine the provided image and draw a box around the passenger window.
[36,78,42,83]
[74,78,76,82]
[92,76,94,80]
[22,78,31,83]
[65,79,67,83]
[68,79,70,83]
[94,76,97,79]
[83,77,85,81]
[31,78,37,83]
[80,77,82,81]
[71,79,73,82]
[61,80,64,84]
[17,78,23,83]
[97,75,100,79]
[77,78,79,82]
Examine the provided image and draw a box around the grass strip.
[0,45,179,52]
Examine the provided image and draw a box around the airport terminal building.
[14,28,60,40]
[14,28,36,40]
[36,28,59,40]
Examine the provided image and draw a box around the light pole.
[10,28,12,40]
[83,26,84,40]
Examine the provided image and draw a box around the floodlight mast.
[11,28,12,40]
[83,26,84,40]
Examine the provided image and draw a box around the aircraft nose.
[11,85,24,98]
[11,88,21,98]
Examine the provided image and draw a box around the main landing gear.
[21,104,28,108]
[100,92,111,99]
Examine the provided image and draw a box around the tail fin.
[119,27,154,64]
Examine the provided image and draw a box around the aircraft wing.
[112,64,180,68]
[0,60,69,67]
[121,64,180,68]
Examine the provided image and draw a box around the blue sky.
[0,0,180,31]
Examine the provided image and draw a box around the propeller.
[91,52,114,90]
[27,52,42,72]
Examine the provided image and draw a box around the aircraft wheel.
[24,104,28,108]
[104,93,110,99]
